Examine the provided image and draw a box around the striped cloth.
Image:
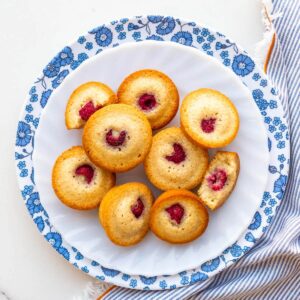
[101,1,300,299]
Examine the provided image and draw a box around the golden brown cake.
[150,190,209,244]
[117,69,179,129]
[99,182,154,246]
[65,81,117,129]
[82,104,152,172]
[52,146,115,210]
[180,88,239,148]
[144,127,209,190]
[198,151,240,210]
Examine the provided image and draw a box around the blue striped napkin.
[98,0,299,299]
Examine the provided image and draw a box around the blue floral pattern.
[40,90,52,108]
[45,232,62,249]
[248,212,262,230]
[156,17,175,35]
[15,16,289,290]
[57,47,74,66]
[52,70,69,88]
[201,258,220,272]
[26,192,42,216]
[101,266,120,277]
[140,276,157,285]
[171,31,193,46]
[16,121,32,147]
[273,175,287,199]
[146,34,163,41]
[34,216,45,232]
[190,272,208,283]
[90,26,113,47]
[147,15,163,23]
[232,54,255,77]
[43,58,60,78]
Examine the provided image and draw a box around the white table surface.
[0,0,264,299]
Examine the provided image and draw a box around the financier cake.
[65,81,117,129]
[150,190,209,244]
[52,146,115,210]
[181,88,239,148]
[144,127,209,190]
[117,69,179,129]
[198,151,240,210]
[99,182,154,246]
[82,104,152,172]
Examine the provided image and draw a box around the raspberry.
[131,198,144,218]
[106,129,127,147]
[79,101,101,121]
[207,169,227,191]
[201,118,216,133]
[138,93,157,111]
[165,203,185,224]
[165,143,186,164]
[75,164,94,184]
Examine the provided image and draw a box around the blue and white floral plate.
[15,16,289,290]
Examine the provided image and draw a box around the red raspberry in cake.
[165,143,186,164]
[83,104,152,172]
[131,198,145,218]
[118,69,179,129]
[165,203,184,224]
[99,182,153,246]
[150,190,209,244]
[79,101,102,121]
[201,118,216,133]
[144,127,209,190]
[207,169,227,191]
[181,88,239,148]
[52,146,115,210]
[105,129,127,147]
[138,93,157,111]
[198,151,240,210]
[65,81,117,129]
[75,164,94,184]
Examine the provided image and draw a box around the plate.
[15,16,289,290]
